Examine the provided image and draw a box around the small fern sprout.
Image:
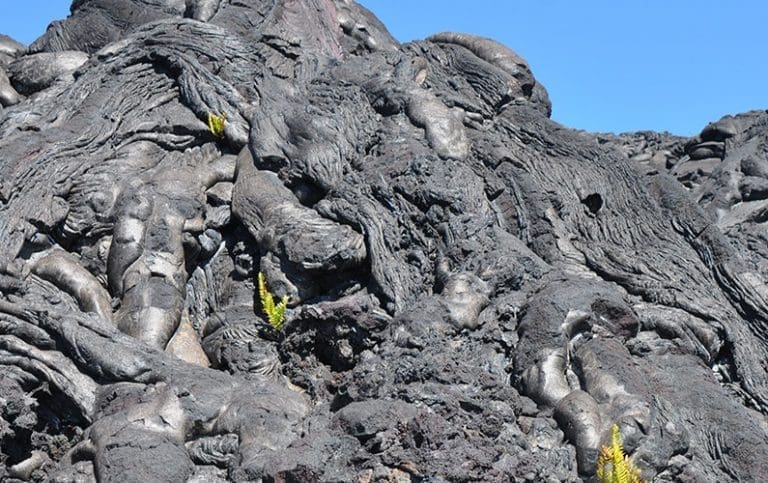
[258,272,289,331]
[207,112,226,138]
[596,424,645,483]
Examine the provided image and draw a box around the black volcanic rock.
[1,1,768,482]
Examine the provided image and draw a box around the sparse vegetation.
[596,424,645,483]
[207,112,226,138]
[258,272,289,331]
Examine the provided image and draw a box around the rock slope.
[1,1,768,481]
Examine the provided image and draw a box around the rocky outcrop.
[1,1,768,481]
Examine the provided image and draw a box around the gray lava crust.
[1,1,768,481]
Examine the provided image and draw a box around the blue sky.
[1,1,766,136]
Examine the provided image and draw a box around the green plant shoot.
[207,112,226,138]
[258,272,289,331]
[596,424,645,483]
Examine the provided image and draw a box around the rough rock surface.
[1,1,768,481]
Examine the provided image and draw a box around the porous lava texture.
[1,1,768,482]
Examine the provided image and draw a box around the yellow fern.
[258,272,289,331]
[596,424,645,483]
[207,112,226,138]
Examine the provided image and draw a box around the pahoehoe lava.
[1,1,768,481]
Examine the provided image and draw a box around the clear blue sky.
[1,1,766,136]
